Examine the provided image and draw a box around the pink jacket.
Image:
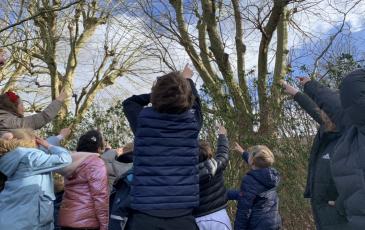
[58,152,109,230]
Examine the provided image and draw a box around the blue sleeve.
[27,146,72,174]
[122,94,151,135]
[242,152,250,164]
[38,136,61,153]
[227,190,241,200]
[188,79,203,130]
[234,175,258,230]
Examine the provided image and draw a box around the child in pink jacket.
[58,130,109,230]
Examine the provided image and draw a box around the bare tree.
[0,0,149,130]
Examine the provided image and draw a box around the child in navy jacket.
[122,64,202,230]
[228,144,281,230]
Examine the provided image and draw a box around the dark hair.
[199,140,213,162]
[151,72,194,114]
[0,94,21,117]
[76,130,105,153]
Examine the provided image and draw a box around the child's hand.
[233,142,244,154]
[115,148,124,156]
[36,137,52,149]
[182,63,193,79]
[297,76,310,86]
[59,127,72,139]
[218,125,227,135]
[56,88,69,102]
[280,80,299,96]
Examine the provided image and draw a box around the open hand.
[182,63,193,79]
[297,77,310,86]
[280,80,299,96]
[56,88,69,102]
[233,142,244,154]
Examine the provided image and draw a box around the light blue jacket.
[0,145,71,230]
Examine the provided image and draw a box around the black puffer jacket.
[304,72,365,229]
[294,92,347,229]
[194,134,229,217]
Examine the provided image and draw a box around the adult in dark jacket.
[194,125,232,230]
[299,69,365,229]
[281,81,347,229]
[122,64,202,230]
[228,144,281,230]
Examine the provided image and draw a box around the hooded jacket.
[0,141,71,230]
[294,92,347,229]
[228,152,281,230]
[0,99,62,135]
[303,70,365,229]
[58,152,109,230]
[101,149,132,192]
[332,69,365,229]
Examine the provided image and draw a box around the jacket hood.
[0,139,36,156]
[340,68,365,126]
[56,151,99,178]
[248,168,280,190]
[0,147,34,177]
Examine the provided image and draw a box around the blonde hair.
[123,142,134,153]
[248,145,275,168]
[0,129,37,155]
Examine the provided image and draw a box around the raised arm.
[86,159,109,230]
[122,94,151,135]
[215,125,229,173]
[302,79,343,127]
[182,64,203,130]
[27,143,72,174]
[233,142,250,164]
[2,90,67,130]
[281,80,323,124]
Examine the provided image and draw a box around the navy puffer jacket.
[228,153,281,230]
[131,107,200,211]
[122,79,202,215]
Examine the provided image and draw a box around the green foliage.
[324,53,363,88]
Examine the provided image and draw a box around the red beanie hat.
[5,91,20,104]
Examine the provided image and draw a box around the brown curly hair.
[199,140,213,162]
[151,72,194,114]
[0,94,21,117]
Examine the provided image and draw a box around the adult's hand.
[297,77,311,86]
[182,63,193,79]
[56,88,69,102]
[280,80,299,96]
